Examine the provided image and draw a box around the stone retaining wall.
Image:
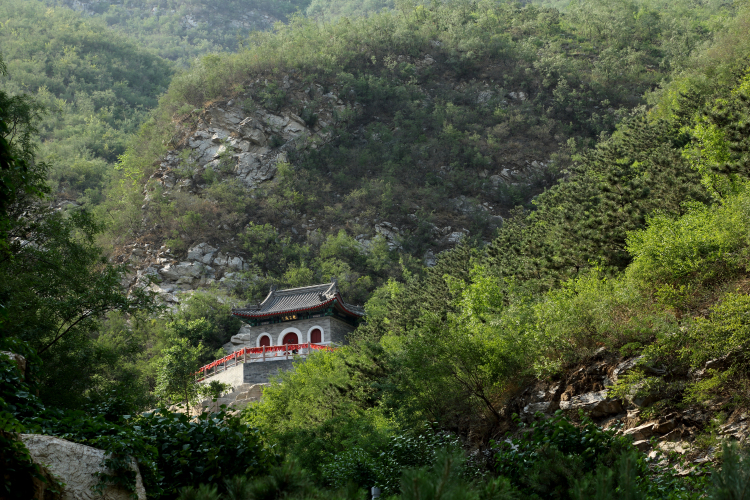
[244,358,296,384]
[199,357,300,386]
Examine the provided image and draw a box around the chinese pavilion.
[230,279,365,349]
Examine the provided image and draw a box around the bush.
[400,449,518,500]
[625,188,750,308]
[323,426,462,494]
[134,407,277,497]
[494,412,707,500]
[534,270,673,359]
[644,291,750,406]
[179,461,367,500]
[570,451,646,500]
[709,442,750,500]
[494,412,636,499]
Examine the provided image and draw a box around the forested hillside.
[106,0,730,309]
[0,0,173,205]
[6,0,750,498]
[41,0,302,66]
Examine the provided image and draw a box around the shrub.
[324,426,462,494]
[179,461,367,500]
[570,451,646,500]
[269,134,285,148]
[177,483,221,500]
[625,188,750,308]
[680,293,750,367]
[534,270,673,359]
[256,82,287,111]
[494,412,635,499]
[709,442,750,500]
[646,292,750,406]
[133,407,276,497]
[234,459,315,500]
[300,107,319,128]
[400,449,518,500]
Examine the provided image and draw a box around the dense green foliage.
[43,0,311,67]
[494,413,707,499]
[7,0,750,498]
[1,351,276,498]
[177,423,750,500]
[0,42,270,498]
[133,408,276,497]
[222,4,750,499]
[0,0,173,203]
[0,48,162,412]
[105,0,734,309]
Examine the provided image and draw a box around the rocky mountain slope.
[116,67,577,304]
[507,348,748,472]
[106,0,716,305]
[118,77,359,303]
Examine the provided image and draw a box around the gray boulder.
[159,262,203,281]
[0,351,26,377]
[21,434,146,500]
[559,390,623,417]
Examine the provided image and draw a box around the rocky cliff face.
[120,241,250,304]
[152,78,350,193]
[506,348,748,473]
[21,434,147,500]
[117,76,360,302]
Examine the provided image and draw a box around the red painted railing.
[195,343,335,382]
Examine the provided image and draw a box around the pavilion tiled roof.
[232,281,365,319]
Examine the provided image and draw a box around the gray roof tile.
[233,281,364,318]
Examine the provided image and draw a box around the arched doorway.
[310,328,322,344]
[259,335,271,347]
[282,332,299,345]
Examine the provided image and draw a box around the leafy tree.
[155,337,207,409]
[0,54,48,253]
[0,55,157,408]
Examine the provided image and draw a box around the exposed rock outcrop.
[144,82,354,205]
[118,241,251,304]
[21,434,146,500]
[0,351,27,378]
[510,347,750,468]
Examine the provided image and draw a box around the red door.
[310,328,322,344]
[282,332,299,346]
[259,335,271,347]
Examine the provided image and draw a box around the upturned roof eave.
[232,297,336,319]
[232,294,364,319]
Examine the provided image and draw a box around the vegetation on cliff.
[104,0,731,311]
[6,0,750,498]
